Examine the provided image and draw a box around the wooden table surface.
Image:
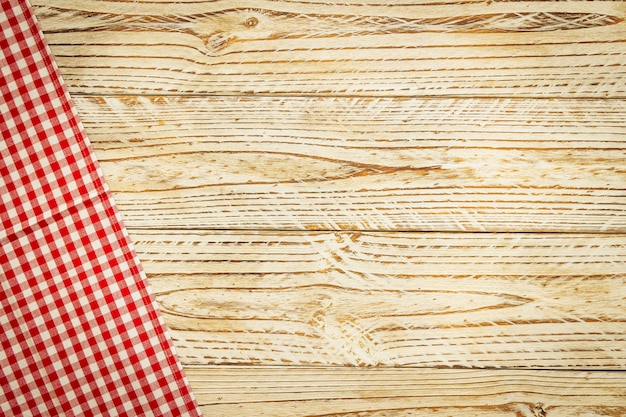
[33,1,626,415]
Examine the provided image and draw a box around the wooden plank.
[184,366,626,416]
[32,0,626,97]
[132,230,626,368]
[75,96,626,232]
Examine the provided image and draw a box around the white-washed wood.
[75,96,626,232]
[33,0,626,96]
[185,366,626,416]
[132,230,626,368]
[28,0,626,411]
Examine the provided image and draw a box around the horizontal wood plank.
[33,0,626,97]
[75,96,626,232]
[185,366,626,416]
[132,230,626,368]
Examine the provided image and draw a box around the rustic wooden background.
[33,0,626,415]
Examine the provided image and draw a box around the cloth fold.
[0,1,201,415]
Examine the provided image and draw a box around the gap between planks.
[66,92,626,100]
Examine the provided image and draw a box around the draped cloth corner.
[0,1,201,415]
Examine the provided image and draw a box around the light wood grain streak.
[184,366,626,416]
[131,231,626,367]
[32,1,626,96]
[75,96,626,232]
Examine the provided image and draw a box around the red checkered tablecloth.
[0,1,202,415]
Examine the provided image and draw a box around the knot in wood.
[533,403,547,417]
[244,17,258,28]
[204,31,232,55]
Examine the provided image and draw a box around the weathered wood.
[32,0,626,97]
[132,230,626,368]
[75,95,626,232]
[185,366,626,416]
[29,0,626,410]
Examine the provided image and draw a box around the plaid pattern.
[0,1,201,415]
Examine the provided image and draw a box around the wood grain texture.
[132,230,626,368]
[185,366,626,416]
[29,0,626,413]
[32,0,626,96]
[75,95,626,232]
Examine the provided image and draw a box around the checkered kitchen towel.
[0,1,201,415]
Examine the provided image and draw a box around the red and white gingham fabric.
[0,1,202,415]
